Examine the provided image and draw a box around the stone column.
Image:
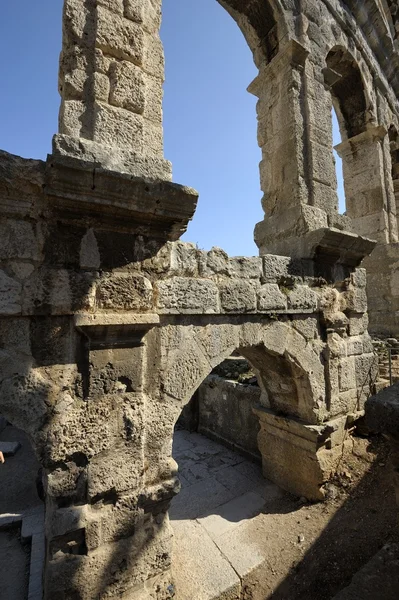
[54,0,171,181]
[252,39,341,257]
[43,314,176,600]
[336,126,399,243]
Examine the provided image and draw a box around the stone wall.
[196,375,261,460]
[0,148,379,599]
[178,356,262,460]
[1,0,399,597]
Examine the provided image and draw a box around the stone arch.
[217,0,291,67]
[326,46,369,140]
[161,319,325,429]
[326,46,397,242]
[152,318,331,502]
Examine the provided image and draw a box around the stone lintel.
[45,155,198,240]
[75,312,160,348]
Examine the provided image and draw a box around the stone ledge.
[74,313,160,328]
[45,152,198,240]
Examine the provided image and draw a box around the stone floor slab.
[214,522,265,579]
[198,491,266,539]
[170,476,237,520]
[172,519,241,600]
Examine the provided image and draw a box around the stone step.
[0,441,21,457]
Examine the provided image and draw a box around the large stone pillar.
[252,39,344,257]
[43,313,178,600]
[54,0,171,180]
[336,126,399,243]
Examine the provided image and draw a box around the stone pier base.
[254,408,351,500]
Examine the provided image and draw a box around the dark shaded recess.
[326,48,367,138]
[30,316,72,367]
[223,0,279,61]
[95,231,164,270]
[91,488,119,506]
[389,126,399,181]
[50,529,88,558]
[43,222,86,268]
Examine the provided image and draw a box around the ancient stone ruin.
[1,1,399,599]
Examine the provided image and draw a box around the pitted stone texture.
[257,284,287,311]
[219,280,258,313]
[0,271,22,315]
[96,274,153,311]
[156,277,219,313]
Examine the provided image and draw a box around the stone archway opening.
[167,338,317,599]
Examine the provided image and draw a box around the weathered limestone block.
[338,357,357,392]
[0,219,42,261]
[287,284,318,311]
[87,442,144,500]
[255,407,349,500]
[22,269,97,315]
[96,6,145,64]
[96,274,153,311]
[161,336,212,402]
[355,353,379,402]
[80,229,101,270]
[0,270,21,315]
[156,277,219,313]
[62,68,110,103]
[262,254,291,283]
[89,346,145,396]
[46,461,87,503]
[349,313,369,336]
[124,0,162,33]
[195,323,240,366]
[219,280,258,313]
[343,286,368,313]
[351,268,367,288]
[257,283,287,311]
[46,519,173,600]
[0,370,53,441]
[346,335,365,356]
[292,316,319,339]
[203,247,230,276]
[168,242,199,277]
[109,61,146,114]
[229,256,262,279]
[45,395,122,464]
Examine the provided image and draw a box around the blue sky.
[0,1,344,256]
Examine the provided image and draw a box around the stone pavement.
[170,429,285,600]
[0,425,44,600]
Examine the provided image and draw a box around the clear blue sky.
[0,0,344,256]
